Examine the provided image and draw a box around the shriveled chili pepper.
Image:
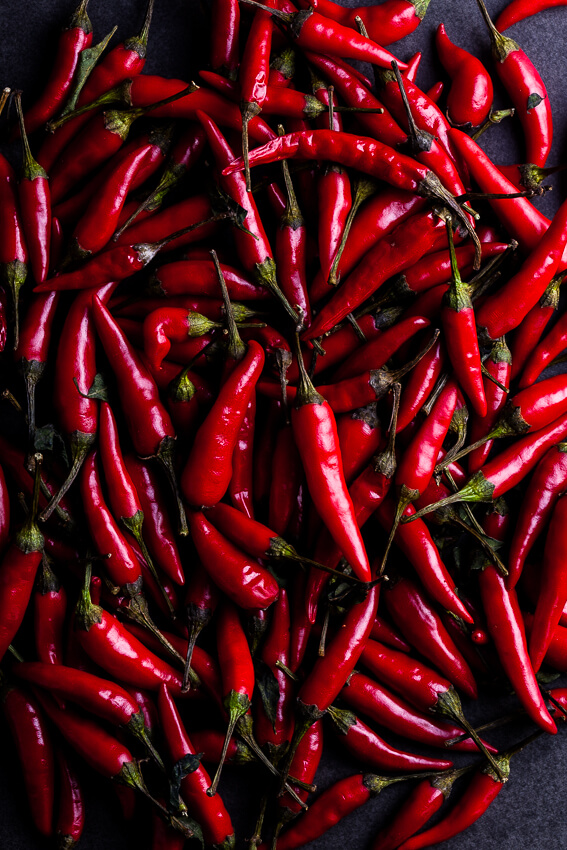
[435,23,493,128]
[328,704,452,773]
[1,680,55,836]
[476,0,552,168]
[384,576,477,696]
[34,555,66,666]
[296,0,431,45]
[187,510,279,611]
[15,93,50,285]
[55,750,84,850]
[495,0,567,30]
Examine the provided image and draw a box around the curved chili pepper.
[239,4,274,190]
[276,146,311,327]
[34,555,66,666]
[1,681,54,836]
[142,307,220,371]
[22,0,92,135]
[333,316,430,382]
[508,443,567,588]
[496,0,567,30]
[384,576,477,697]
[150,258,268,301]
[0,465,8,557]
[55,750,84,850]
[476,0,552,167]
[158,684,234,848]
[15,94,50,285]
[435,23,493,127]
[328,704,452,773]
[511,274,563,380]
[370,616,411,652]
[187,510,279,611]
[520,308,567,386]
[468,337,512,473]
[297,0,430,45]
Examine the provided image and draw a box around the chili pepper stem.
[436,688,506,779]
[126,710,166,772]
[241,102,261,193]
[39,431,95,522]
[211,249,247,361]
[405,471,495,522]
[4,260,27,351]
[248,791,268,849]
[208,691,251,796]
[21,359,45,454]
[181,606,209,692]
[450,514,508,577]
[156,437,188,537]
[472,108,516,141]
[420,173,482,269]
[276,700,325,796]
[122,511,175,617]
[379,485,419,577]
[445,710,525,745]
[328,177,377,286]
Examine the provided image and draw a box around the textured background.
[1,0,567,847]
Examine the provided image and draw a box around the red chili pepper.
[55,750,84,850]
[239,3,274,189]
[276,146,311,327]
[21,0,93,135]
[182,563,220,688]
[495,0,567,30]
[211,0,240,76]
[15,93,51,285]
[370,616,411,652]
[336,404,382,484]
[158,684,234,847]
[520,310,567,387]
[297,0,430,45]
[187,510,279,610]
[268,423,303,536]
[435,23,493,127]
[34,555,66,666]
[150,258,269,301]
[476,0,552,167]
[142,306,220,371]
[1,681,54,836]
[508,443,567,588]
[511,274,563,380]
[468,337,512,473]
[384,576,477,696]
[328,704,452,773]
[276,719,323,832]
[333,316,430,382]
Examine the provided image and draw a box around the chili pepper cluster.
[2,0,567,847]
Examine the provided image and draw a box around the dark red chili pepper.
[182,563,220,688]
[15,93,50,285]
[328,704,452,774]
[55,750,84,849]
[275,146,311,327]
[370,616,411,652]
[495,0,567,30]
[318,165,352,285]
[478,561,556,732]
[150,258,268,301]
[435,23,493,128]
[523,612,567,670]
[142,307,220,371]
[22,0,93,135]
[396,337,445,432]
[508,442,567,588]
[384,576,477,697]
[511,274,563,380]
[336,405,382,484]
[276,719,323,833]
[468,337,512,473]
[158,684,234,848]
[0,464,8,557]
[476,0,552,167]
[1,681,54,836]
[296,0,431,45]
[187,510,279,610]
[268,423,303,536]
[34,555,66,666]
[211,0,240,76]
[0,153,27,348]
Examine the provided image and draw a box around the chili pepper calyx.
[411,0,433,19]
[327,704,357,734]
[67,0,92,33]
[126,710,166,771]
[123,0,155,58]
[483,754,511,784]
[268,536,298,560]
[3,259,27,351]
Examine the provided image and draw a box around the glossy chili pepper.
[508,443,567,588]
[0,465,8,558]
[239,3,274,190]
[370,616,411,652]
[523,612,567,670]
[22,0,93,135]
[38,0,156,172]
[276,144,311,327]
[511,274,563,380]
[0,150,28,348]
[182,563,220,688]
[328,704,452,774]
[495,0,567,30]
[336,404,382,484]
[187,731,254,767]
[372,769,467,850]
[0,454,43,663]
[476,0,552,167]
[205,499,298,565]
[468,337,512,473]
[181,339,264,507]
[520,309,567,387]
[55,750,84,849]
[275,719,323,839]
[333,316,430,382]
[15,94,50,285]
[297,0,431,45]
[269,423,303,536]
[340,671,484,751]
[1,681,54,836]
[142,307,220,371]
[122,455,184,589]
[318,164,352,285]
[210,0,239,76]
[187,510,279,610]
[402,51,422,82]
[150,258,268,301]
[384,576,477,697]
[34,555,66,666]
[435,23,493,127]
[158,685,234,848]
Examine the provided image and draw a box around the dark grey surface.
[2,0,567,848]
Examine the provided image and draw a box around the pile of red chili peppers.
[3,0,567,847]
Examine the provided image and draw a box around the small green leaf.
[527,93,544,111]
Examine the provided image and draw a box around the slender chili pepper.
[21,0,92,135]
[268,423,302,536]
[150,258,269,301]
[115,193,218,252]
[55,750,84,850]
[182,563,219,689]
[0,153,26,349]
[403,51,422,82]
[511,274,563,380]
[158,685,234,848]
[239,3,274,190]
[187,510,279,610]
[0,465,8,557]
[370,616,411,652]
[38,0,156,171]
[476,0,552,167]
[508,442,567,588]
[520,309,567,386]
[274,720,323,843]
[435,23,493,127]
[340,671,485,751]
[468,337,512,473]
[1,681,54,836]
[142,307,221,371]
[34,555,66,666]
[496,0,567,30]
[478,562,556,732]
[328,704,452,773]
[276,136,311,326]
[318,164,352,286]
[211,0,240,76]
[333,316,430,382]
[337,404,382,484]
[15,93,50,285]
[296,0,431,45]
[384,576,477,696]
[522,612,567,670]
[372,769,467,850]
